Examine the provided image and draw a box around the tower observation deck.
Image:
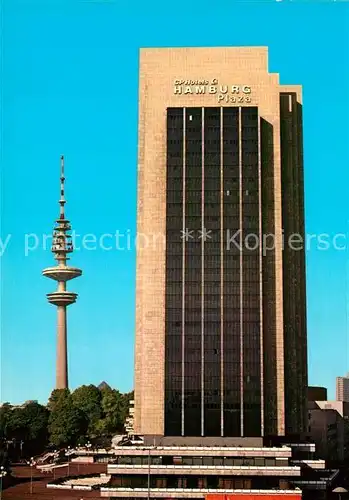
[43,156,82,389]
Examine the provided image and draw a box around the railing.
[100,486,302,495]
[113,446,292,455]
[108,464,300,471]
[107,464,301,476]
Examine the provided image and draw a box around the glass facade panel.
[203,107,221,436]
[184,108,203,436]
[241,107,261,436]
[165,108,183,436]
[222,107,241,436]
[165,106,264,438]
[280,94,308,435]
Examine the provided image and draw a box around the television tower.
[43,156,82,389]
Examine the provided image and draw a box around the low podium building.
[99,441,338,500]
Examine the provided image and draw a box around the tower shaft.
[43,156,82,390]
[56,305,68,389]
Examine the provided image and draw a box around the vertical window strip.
[220,106,224,437]
[181,107,186,436]
[201,107,205,437]
[258,110,264,436]
[239,106,244,437]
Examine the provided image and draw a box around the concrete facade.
[336,374,349,402]
[134,47,307,438]
[308,400,349,463]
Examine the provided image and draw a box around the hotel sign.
[173,79,252,103]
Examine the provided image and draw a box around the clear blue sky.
[1,0,348,404]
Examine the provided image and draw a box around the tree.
[99,387,126,435]
[94,388,134,437]
[48,390,86,447]
[92,418,109,438]
[1,384,134,451]
[1,402,48,458]
[22,402,49,443]
[47,389,70,412]
[122,390,134,413]
[0,443,10,471]
[0,403,13,439]
[6,408,27,442]
[71,385,101,438]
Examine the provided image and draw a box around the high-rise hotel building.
[134,47,308,440]
[336,373,349,403]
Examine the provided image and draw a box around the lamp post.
[30,457,34,494]
[0,466,7,500]
[51,449,56,481]
[67,446,71,477]
[86,441,91,475]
